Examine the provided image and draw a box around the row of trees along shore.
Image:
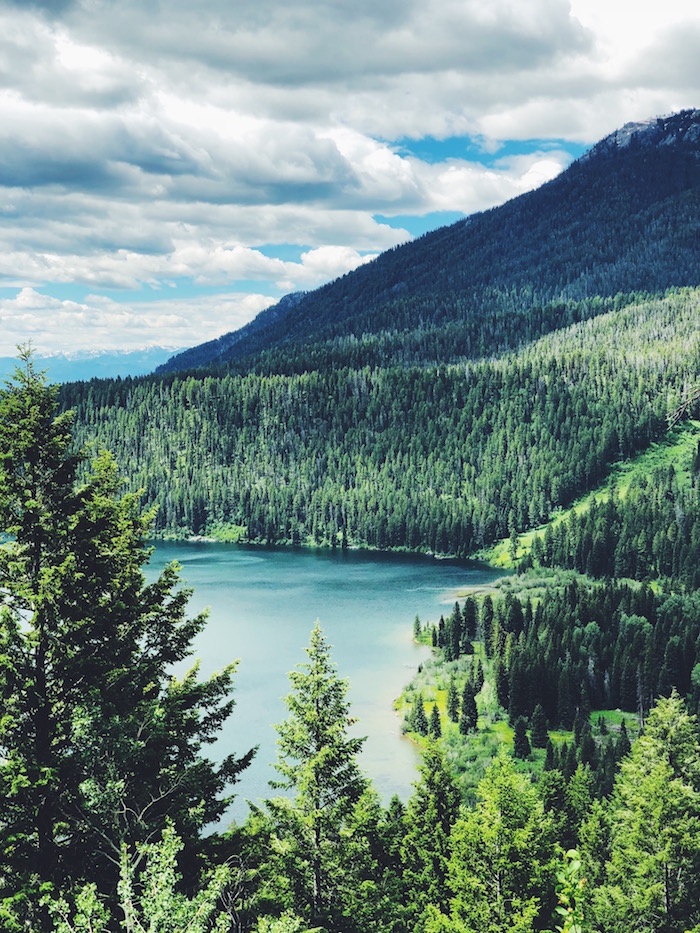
[3,352,700,932]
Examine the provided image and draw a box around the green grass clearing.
[483,419,700,570]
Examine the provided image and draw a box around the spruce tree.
[617,719,632,759]
[413,693,429,736]
[451,601,463,642]
[530,702,549,748]
[482,596,494,658]
[413,614,422,639]
[513,716,531,759]
[401,743,460,927]
[436,750,556,932]
[544,738,556,771]
[475,658,485,692]
[266,623,369,927]
[592,693,700,933]
[0,352,251,924]
[463,596,477,640]
[429,704,442,739]
[447,676,460,723]
[459,682,478,735]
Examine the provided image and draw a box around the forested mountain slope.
[158,109,700,375]
[64,288,700,547]
[61,110,700,548]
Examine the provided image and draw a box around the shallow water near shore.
[146,541,502,825]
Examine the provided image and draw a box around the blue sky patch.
[394,135,588,167]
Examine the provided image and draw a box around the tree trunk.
[35,613,55,881]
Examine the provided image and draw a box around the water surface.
[146,542,501,824]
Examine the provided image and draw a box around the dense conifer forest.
[62,288,700,552]
[4,110,700,930]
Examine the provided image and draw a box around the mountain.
[158,108,700,376]
[155,293,305,374]
[1,347,180,384]
[62,110,700,550]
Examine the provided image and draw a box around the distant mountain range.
[158,108,700,376]
[1,347,181,384]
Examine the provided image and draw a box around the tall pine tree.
[0,351,252,928]
[265,622,369,929]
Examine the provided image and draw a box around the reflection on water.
[146,542,501,825]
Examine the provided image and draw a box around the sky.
[0,0,698,357]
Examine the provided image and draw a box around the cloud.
[0,0,697,352]
[0,287,275,354]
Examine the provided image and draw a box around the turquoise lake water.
[146,542,501,825]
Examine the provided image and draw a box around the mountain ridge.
[583,108,700,157]
[158,108,700,376]
[1,346,181,384]
[61,108,700,551]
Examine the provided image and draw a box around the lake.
[146,542,501,825]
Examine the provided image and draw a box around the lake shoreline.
[146,541,503,820]
[152,526,501,572]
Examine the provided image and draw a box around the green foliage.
[62,289,700,558]
[527,436,700,589]
[47,825,232,933]
[401,743,461,930]
[446,676,460,724]
[531,704,549,749]
[590,692,700,933]
[118,825,232,933]
[551,848,587,933]
[480,578,700,732]
[459,680,477,735]
[263,623,369,930]
[0,351,251,926]
[513,717,531,759]
[255,911,307,932]
[410,693,430,737]
[429,749,556,933]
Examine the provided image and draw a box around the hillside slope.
[65,288,700,547]
[159,109,700,375]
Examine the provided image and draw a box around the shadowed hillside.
[158,109,700,376]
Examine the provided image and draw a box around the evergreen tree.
[446,676,460,724]
[451,602,463,647]
[563,765,594,849]
[579,725,598,769]
[429,704,442,739]
[561,743,578,781]
[513,717,531,760]
[495,659,510,710]
[592,692,700,933]
[426,750,556,933]
[402,743,461,931]
[0,352,250,925]
[463,597,477,640]
[412,693,429,737]
[530,703,549,748]
[544,739,556,771]
[617,719,631,759]
[475,658,484,692]
[459,681,478,735]
[265,623,368,928]
[482,597,495,658]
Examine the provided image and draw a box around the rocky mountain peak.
[583,108,700,160]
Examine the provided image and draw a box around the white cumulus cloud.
[0,0,697,353]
